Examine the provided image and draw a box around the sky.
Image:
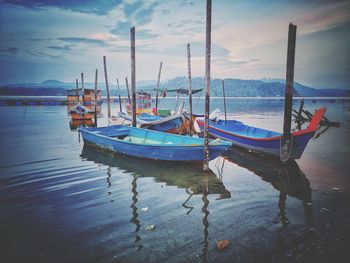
[0,0,349,89]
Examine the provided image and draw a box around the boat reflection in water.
[69,119,96,130]
[80,145,231,257]
[223,146,313,226]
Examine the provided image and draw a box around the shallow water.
[0,98,349,263]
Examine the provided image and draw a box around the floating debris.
[145,224,155,231]
[320,208,330,213]
[141,207,149,212]
[216,240,230,250]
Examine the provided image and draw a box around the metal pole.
[281,23,297,162]
[130,27,137,127]
[203,0,212,172]
[222,80,227,123]
[116,78,122,112]
[187,43,193,133]
[155,62,163,115]
[103,55,111,118]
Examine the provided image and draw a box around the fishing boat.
[79,125,232,161]
[110,111,187,134]
[196,107,326,159]
[69,103,94,120]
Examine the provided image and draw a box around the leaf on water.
[141,207,149,212]
[145,224,155,231]
[216,240,230,250]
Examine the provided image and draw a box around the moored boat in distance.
[70,103,94,120]
[196,107,327,160]
[79,125,232,161]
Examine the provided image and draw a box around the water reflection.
[69,119,96,130]
[130,175,143,251]
[80,145,231,257]
[223,146,313,226]
[201,190,209,263]
[81,145,231,200]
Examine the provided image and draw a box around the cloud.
[110,21,159,39]
[46,45,72,51]
[1,0,123,15]
[0,47,19,54]
[110,1,159,39]
[25,50,60,59]
[58,37,110,46]
[212,58,259,68]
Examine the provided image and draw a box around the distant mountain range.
[0,77,349,97]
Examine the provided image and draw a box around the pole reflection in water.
[201,173,210,263]
[130,175,143,251]
[223,146,314,226]
[106,166,112,196]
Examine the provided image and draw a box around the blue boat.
[79,125,232,161]
[196,107,326,160]
[113,112,186,134]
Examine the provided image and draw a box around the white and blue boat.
[79,125,232,161]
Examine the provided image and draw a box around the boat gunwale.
[79,126,232,148]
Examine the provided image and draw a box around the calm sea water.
[0,98,349,263]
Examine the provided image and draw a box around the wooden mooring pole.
[130,27,137,127]
[125,77,131,104]
[222,80,227,123]
[103,56,111,118]
[155,62,163,115]
[281,23,297,163]
[187,43,193,133]
[116,78,122,112]
[203,0,212,172]
[81,73,85,104]
[75,78,79,103]
[94,69,98,126]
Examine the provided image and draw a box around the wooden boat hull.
[197,107,326,160]
[70,113,94,120]
[79,125,232,162]
[143,115,184,134]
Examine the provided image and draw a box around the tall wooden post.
[222,80,227,123]
[94,69,98,126]
[155,62,163,115]
[281,23,297,162]
[187,43,193,133]
[125,77,131,104]
[130,27,136,127]
[81,73,85,104]
[75,78,79,103]
[116,78,122,112]
[203,0,212,172]
[103,56,111,118]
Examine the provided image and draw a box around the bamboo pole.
[222,80,227,123]
[155,62,163,115]
[281,23,297,163]
[103,56,111,118]
[81,73,85,104]
[116,78,122,112]
[130,27,136,127]
[75,78,79,103]
[94,69,98,126]
[187,43,193,133]
[125,77,131,104]
[203,0,212,172]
